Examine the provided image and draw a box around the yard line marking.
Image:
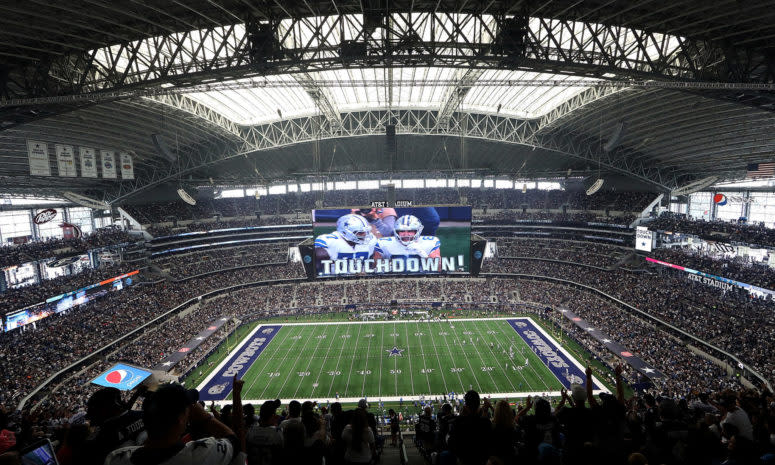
[293,324,337,399]
[326,323,350,398]
[459,321,499,392]
[402,322,416,395]
[271,325,321,399]
[471,320,517,392]
[448,320,483,391]
[414,321,433,394]
[378,323,385,398]
[309,323,344,398]
[360,324,374,396]
[342,322,363,397]
[436,319,465,391]
[242,325,294,399]
[425,320,450,392]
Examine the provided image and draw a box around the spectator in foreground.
[105,379,245,465]
[81,387,146,465]
[341,409,375,465]
[416,406,436,449]
[490,400,518,465]
[246,399,283,465]
[448,390,492,465]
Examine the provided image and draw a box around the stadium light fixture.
[586,178,604,196]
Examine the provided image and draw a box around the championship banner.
[152,317,230,371]
[559,308,665,380]
[119,151,134,179]
[26,140,51,176]
[55,144,77,177]
[100,150,117,179]
[79,147,98,178]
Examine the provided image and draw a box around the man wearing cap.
[105,381,244,465]
[246,399,283,465]
[81,387,146,465]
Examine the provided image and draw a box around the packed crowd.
[0,227,136,268]
[652,247,775,289]
[513,279,736,395]
[0,263,137,312]
[153,244,290,279]
[648,213,775,247]
[125,188,655,225]
[410,381,775,465]
[485,258,775,386]
[494,238,629,268]
[0,264,303,413]
[478,211,635,227]
[2,336,773,465]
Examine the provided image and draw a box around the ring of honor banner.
[119,151,134,179]
[152,317,230,371]
[101,150,117,179]
[26,140,51,176]
[79,147,98,178]
[55,144,77,177]
[559,308,665,380]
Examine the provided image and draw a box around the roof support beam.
[437,69,484,129]
[292,73,342,129]
[105,108,673,203]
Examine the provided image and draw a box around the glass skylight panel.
[463,70,591,119]
[185,76,315,125]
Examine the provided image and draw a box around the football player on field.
[373,215,441,269]
[315,214,377,274]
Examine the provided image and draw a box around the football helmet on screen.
[337,214,372,244]
[394,215,424,245]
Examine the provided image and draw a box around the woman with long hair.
[341,409,375,465]
[490,400,519,465]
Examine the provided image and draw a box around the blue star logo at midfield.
[386,346,405,357]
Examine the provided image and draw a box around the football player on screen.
[373,215,441,269]
[315,214,377,273]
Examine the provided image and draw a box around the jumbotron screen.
[312,206,471,277]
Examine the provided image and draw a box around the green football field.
[200,318,578,402]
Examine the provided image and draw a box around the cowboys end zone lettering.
[507,318,600,389]
[200,325,282,401]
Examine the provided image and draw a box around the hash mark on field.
[448,322,480,391]
[427,320,454,392]
[360,323,374,396]
[472,321,516,392]
[403,321,415,395]
[326,324,349,398]
[309,324,343,396]
[342,323,363,397]
[275,326,322,399]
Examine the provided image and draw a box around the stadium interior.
[1,1,775,464]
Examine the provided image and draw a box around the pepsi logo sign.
[33,209,57,225]
[105,369,129,384]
